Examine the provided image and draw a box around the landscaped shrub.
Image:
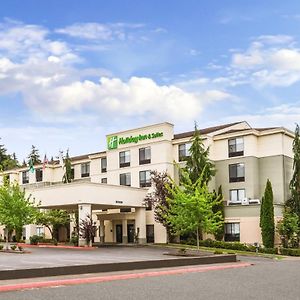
[258,247,278,254]
[10,245,17,251]
[18,246,23,251]
[280,248,300,256]
[0,244,3,250]
[70,232,79,246]
[214,250,223,255]
[182,238,259,252]
[29,235,43,245]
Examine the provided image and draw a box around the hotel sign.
[107,132,163,150]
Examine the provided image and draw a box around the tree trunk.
[196,227,199,250]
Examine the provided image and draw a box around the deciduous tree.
[36,209,70,241]
[0,183,38,243]
[166,169,223,249]
[144,171,173,242]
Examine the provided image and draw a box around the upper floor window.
[229,163,245,182]
[120,173,131,186]
[22,171,29,184]
[139,170,151,188]
[139,147,151,165]
[101,157,107,173]
[35,169,43,182]
[178,143,191,161]
[119,151,130,168]
[81,163,90,178]
[228,138,244,157]
[225,223,240,242]
[229,189,245,204]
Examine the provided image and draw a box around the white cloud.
[56,22,144,41]
[230,35,300,87]
[220,103,300,130]
[21,77,202,121]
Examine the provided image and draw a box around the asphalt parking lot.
[0,246,177,270]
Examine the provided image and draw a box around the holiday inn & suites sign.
[107,132,163,150]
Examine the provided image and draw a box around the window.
[225,223,240,242]
[101,157,107,173]
[145,199,152,211]
[81,163,90,178]
[35,169,43,182]
[229,163,245,182]
[229,189,245,204]
[101,178,107,184]
[139,147,151,165]
[120,208,131,213]
[139,170,151,187]
[119,151,130,168]
[228,138,244,157]
[178,143,191,161]
[22,171,29,184]
[36,226,44,237]
[120,173,131,186]
[70,168,75,180]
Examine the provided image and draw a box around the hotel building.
[0,121,294,245]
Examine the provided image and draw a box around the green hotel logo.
[107,132,163,150]
[107,136,118,150]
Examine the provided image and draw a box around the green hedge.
[181,238,279,253]
[280,248,300,256]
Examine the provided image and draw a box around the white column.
[78,204,92,246]
[122,219,128,244]
[135,207,146,244]
[25,224,36,244]
[100,220,105,243]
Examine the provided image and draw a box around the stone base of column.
[78,239,86,247]
[138,238,147,244]
[100,236,105,243]
[122,236,128,244]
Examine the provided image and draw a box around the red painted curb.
[0,262,251,293]
[17,243,96,250]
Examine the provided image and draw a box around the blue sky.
[1,0,300,160]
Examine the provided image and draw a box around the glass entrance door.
[116,224,123,243]
[127,224,135,243]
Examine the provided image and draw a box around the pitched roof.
[173,121,243,140]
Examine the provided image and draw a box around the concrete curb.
[0,254,236,280]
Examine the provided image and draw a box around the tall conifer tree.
[260,179,275,248]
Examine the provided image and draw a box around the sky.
[1,0,300,161]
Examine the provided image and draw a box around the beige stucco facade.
[0,121,294,245]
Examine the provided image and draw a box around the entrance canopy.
[25,181,148,210]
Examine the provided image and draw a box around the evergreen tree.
[213,185,225,241]
[286,124,300,217]
[0,139,7,164]
[62,150,73,183]
[260,179,275,248]
[0,139,19,171]
[184,122,216,185]
[27,145,42,165]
